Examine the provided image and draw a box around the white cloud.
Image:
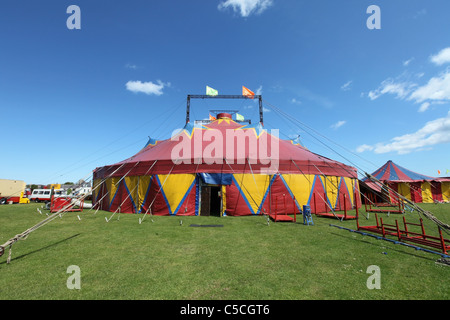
[403,57,414,66]
[413,9,427,19]
[356,144,374,153]
[430,47,450,66]
[218,0,273,17]
[290,98,302,105]
[366,49,450,109]
[125,63,137,70]
[368,78,415,100]
[331,120,346,130]
[340,80,352,91]
[416,72,425,79]
[125,80,168,95]
[367,69,450,112]
[255,85,263,95]
[418,102,430,112]
[408,70,450,103]
[356,111,450,154]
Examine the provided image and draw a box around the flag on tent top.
[209,114,216,121]
[206,86,218,96]
[235,113,244,121]
[242,86,255,99]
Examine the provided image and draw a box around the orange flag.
[242,86,255,99]
[209,114,216,120]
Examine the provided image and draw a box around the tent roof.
[93,117,358,179]
[364,160,436,182]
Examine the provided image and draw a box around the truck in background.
[0,179,30,204]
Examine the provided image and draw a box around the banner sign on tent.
[199,173,233,186]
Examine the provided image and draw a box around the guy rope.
[0,155,141,264]
[0,193,88,264]
[364,172,450,235]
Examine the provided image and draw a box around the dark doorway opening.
[210,186,221,216]
[200,185,222,216]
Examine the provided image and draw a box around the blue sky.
[1,0,449,184]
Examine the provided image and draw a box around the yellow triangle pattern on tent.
[442,182,450,202]
[106,177,120,206]
[281,174,314,208]
[92,179,102,203]
[420,182,433,203]
[124,176,140,209]
[398,182,411,201]
[324,176,339,209]
[233,173,271,214]
[138,175,152,212]
[342,177,355,207]
[157,174,196,214]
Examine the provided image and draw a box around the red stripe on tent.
[391,163,412,181]
[431,182,443,202]
[266,175,297,215]
[410,182,423,203]
[225,181,254,216]
[310,176,328,214]
[109,180,137,213]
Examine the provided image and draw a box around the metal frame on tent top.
[186,94,264,124]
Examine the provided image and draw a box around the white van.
[73,187,92,199]
[29,189,66,203]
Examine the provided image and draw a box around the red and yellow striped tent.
[362,160,449,203]
[92,112,361,216]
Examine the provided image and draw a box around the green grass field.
[0,202,449,300]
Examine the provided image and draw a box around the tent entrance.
[200,185,222,217]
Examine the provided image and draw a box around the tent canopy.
[94,114,357,179]
[363,160,435,182]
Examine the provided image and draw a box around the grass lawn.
[0,202,449,300]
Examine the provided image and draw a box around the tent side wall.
[93,174,198,215]
[386,181,442,204]
[430,182,443,202]
[421,182,434,203]
[442,182,450,202]
[224,173,361,216]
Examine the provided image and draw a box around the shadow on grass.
[0,233,81,265]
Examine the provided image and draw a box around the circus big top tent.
[362,160,450,203]
[92,95,362,217]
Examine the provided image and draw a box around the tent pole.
[259,96,263,124]
[186,95,191,124]
[269,175,272,215]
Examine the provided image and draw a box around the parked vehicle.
[72,187,92,200]
[0,179,30,204]
[29,189,66,203]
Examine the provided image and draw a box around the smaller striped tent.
[363,160,448,203]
